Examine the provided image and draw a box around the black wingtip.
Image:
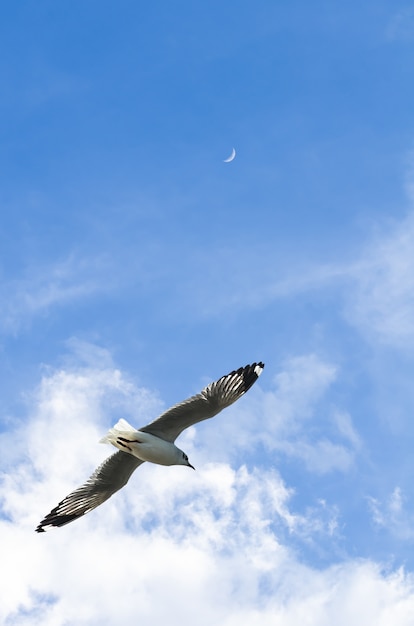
[242,362,264,391]
[35,506,85,532]
[254,361,265,374]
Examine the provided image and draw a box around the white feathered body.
[100,418,188,466]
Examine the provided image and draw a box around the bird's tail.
[99,418,137,446]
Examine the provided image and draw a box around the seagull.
[36,362,264,532]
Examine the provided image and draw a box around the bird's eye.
[183,453,188,460]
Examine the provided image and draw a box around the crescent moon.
[223,147,236,163]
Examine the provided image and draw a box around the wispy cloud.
[0,253,114,335]
[167,244,348,319]
[181,205,414,353]
[386,9,414,42]
[6,186,414,359]
[197,353,360,475]
[344,211,414,350]
[368,487,414,542]
[137,196,410,362]
[263,355,361,473]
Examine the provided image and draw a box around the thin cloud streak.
[0,253,114,334]
[172,207,414,352]
[4,200,414,358]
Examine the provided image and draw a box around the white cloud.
[268,354,337,424]
[198,353,360,474]
[1,351,414,625]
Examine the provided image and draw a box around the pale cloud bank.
[1,347,413,625]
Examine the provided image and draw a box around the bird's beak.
[187,462,195,470]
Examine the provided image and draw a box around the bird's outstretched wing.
[36,362,264,531]
[36,451,143,532]
[140,362,264,443]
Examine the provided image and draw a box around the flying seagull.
[36,362,264,532]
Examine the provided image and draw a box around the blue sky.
[2,1,414,623]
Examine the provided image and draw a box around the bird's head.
[179,449,195,470]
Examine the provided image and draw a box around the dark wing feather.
[35,451,143,532]
[140,362,264,443]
